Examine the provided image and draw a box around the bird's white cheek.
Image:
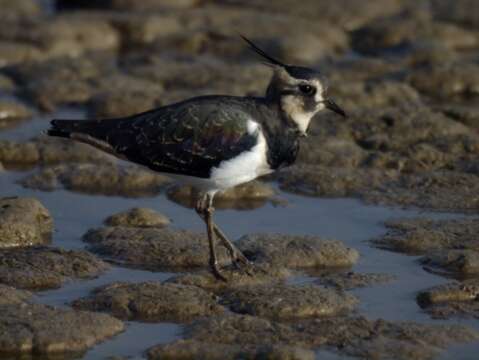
[314,92,324,105]
[313,80,324,103]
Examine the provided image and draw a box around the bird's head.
[242,36,346,136]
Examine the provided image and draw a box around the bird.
[47,36,346,281]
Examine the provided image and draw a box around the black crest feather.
[241,35,319,81]
[240,35,287,68]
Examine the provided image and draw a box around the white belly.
[209,131,272,190]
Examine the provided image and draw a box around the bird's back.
[48,95,291,179]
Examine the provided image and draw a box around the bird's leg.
[195,197,236,261]
[211,224,252,269]
[214,225,254,276]
[201,193,227,282]
[195,197,251,273]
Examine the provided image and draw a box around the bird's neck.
[265,91,311,137]
[255,96,302,170]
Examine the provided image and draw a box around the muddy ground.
[1,0,479,359]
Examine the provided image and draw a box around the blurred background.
[1,0,478,178]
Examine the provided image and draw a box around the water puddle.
[315,349,357,360]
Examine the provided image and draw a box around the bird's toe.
[209,260,228,282]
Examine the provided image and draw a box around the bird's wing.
[101,99,260,178]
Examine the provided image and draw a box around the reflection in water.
[84,322,181,360]
[166,182,273,211]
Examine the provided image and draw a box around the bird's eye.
[298,84,316,96]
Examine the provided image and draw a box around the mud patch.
[0,197,53,248]
[236,233,359,268]
[147,314,479,360]
[83,226,229,270]
[73,281,224,322]
[418,280,479,319]
[0,302,123,356]
[104,207,170,228]
[21,163,171,197]
[222,283,357,320]
[0,246,109,290]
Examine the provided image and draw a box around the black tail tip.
[46,119,70,138]
[50,119,61,127]
[45,129,70,138]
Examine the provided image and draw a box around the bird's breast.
[264,131,300,171]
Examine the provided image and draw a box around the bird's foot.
[230,252,255,276]
[232,250,250,266]
[208,223,254,276]
[210,259,228,282]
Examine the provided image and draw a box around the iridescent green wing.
[109,98,259,178]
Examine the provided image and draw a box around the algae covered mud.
[1,0,479,359]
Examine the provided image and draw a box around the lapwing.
[47,36,346,281]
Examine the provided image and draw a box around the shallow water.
[1,108,479,358]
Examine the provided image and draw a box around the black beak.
[324,99,347,118]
